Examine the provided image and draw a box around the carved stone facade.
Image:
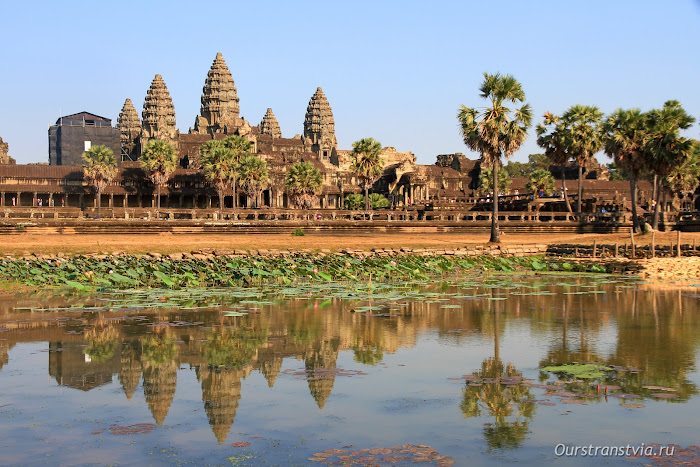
[259,108,282,138]
[0,137,14,164]
[141,74,177,148]
[193,53,243,135]
[302,87,338,164]
[117,98,140,161]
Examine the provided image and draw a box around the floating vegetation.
[540,364,614,379]
[308,444,455,466]
[0,253,612,291]
[106,423,157,435]
[282,367,368,381]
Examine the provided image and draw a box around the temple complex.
[0,52,690,217]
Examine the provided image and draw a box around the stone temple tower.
[259,108,282,138]
[141,74,177,148]
[193,53,243,135]
[302,87,338,165]
[117,98,141,161]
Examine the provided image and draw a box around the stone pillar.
[48,193,53,207]
[0,192,4,207]
[207,196,212,208]
[32,192,37,207]
[78,194,84,209]
[109,194,114,208]
[179,194,184,208]
[123,195,128,208]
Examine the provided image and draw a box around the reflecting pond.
[0,274,699,466]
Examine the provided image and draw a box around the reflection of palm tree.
[460,357,535,451]
[202,326,266,369]
[461,293,535,451]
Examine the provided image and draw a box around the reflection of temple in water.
[48,342,119,391]
[197,365,249,444]
[1,280,699,444]
[304,337,340,409]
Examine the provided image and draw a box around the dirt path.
[1,230,699,256]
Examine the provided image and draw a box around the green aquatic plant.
[540,363,613,379]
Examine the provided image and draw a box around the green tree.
[369,193,389,209]
[602,108,648,232]
[200,143,236,212]
[458,72,532,243]
[350,138,384,210]
[537,112,573,212]
[285,161,323,209]
[82,144,117,218]
[237,155,269,208]
[221,136,253,209]
[343,193,365,210]
[561,105,604,213]
[644,100,696,230]
[664,140,700,210]
[526,168,556,195]
[140,140,179,211]
[478,166,512,195]
[503,154,549,178]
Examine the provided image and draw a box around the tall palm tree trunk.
[652,183,662,230]
[365,186,370,211]
[97,189,101,218]
[561,166,572,212]
[490,163,500,243]
[218,188,224,215]
[233,175,237,209]
[577,164,583,214]
[157,184,161,210]
[629,172,639,233]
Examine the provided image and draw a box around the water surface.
[0,274,698,466]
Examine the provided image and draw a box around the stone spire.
[117,98,141,161]
[259,108,282,138]
[141,74,177,147]
[302,87,337,163]
[194,53,242,135]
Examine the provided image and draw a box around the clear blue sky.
[1,0,698,165]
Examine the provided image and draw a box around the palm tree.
[526,168,555,196]
[140,140,179,211]
[458,72,532,243]
[562,105,604,213]
[350,138,384,211]
[82,144,117,219]
[665,142,700,211]
[602,109,648,232]
[644,100,696,230]
[285,161,323,209]
[537,112,573,212]
[200,144,236,213]
[237,156,269,208]
[222,136,253,208]
[478,166,512,196]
